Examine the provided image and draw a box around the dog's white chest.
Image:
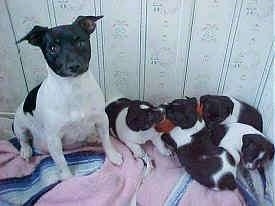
[31,72,104,150]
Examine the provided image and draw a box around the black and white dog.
[199,94,263,131]
[105,98,171,171]
[13,16,122,180]
[161,98,274,190]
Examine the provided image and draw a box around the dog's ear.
[264,140,274,160]
[199,95,210,105]
[242,134,254,147]
[223,97,234,115]
[17,26,48,46]
[126,101,141,131]
[73,16,103,34]
[189,97,197,107]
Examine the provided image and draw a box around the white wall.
[0,0,273,188]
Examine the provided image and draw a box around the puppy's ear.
[199,95,211,104]
[242,134,254,147]
[126,101,140,130]
[73,15,103,34]
[265,141,274,160]
[224,98,234,115]
[189,97,197,107]
[17,26,48,46]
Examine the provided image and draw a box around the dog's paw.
[159,148,172,156]
[59,169,73,180]
[109,151,123,166]
[20,145,32,161]
[144,159,154,177]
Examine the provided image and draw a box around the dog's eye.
[49,44,58,54]
[76,40,85,48]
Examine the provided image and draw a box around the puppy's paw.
[144,159,154,177]
[160,148,172,156]
[20,145,32,161]
[59,169,73,180]
[109,151,123,166]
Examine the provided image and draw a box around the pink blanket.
[0,139,245,206]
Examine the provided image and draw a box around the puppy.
[163,123,274,190]
[105,98,171,169]
[161,98,274,190]
[13,16,122,180]
[199,94,266,189]
[199,94,263,131]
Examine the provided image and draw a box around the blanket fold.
[0,138,272,206]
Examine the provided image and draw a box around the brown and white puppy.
[199,95,263,131]
[161,98,274,190]
[105,98,171,172]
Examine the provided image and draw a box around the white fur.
[115,108,171,158]
[219,122,262,163]
[140,104,150,110]
[246,151,265,169]
[212,151,237,190]
[14,69,122,180]
[169,120,205,147]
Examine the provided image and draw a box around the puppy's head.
[17,16,103,77]
[200,95,234,128]
[241,134,275,170]
[164,97,198,129]
[126,100,163,132]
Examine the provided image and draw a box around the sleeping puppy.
[162,123,274,191]
[106,98,171,170]
[199,94,263,131]
[199,94,267,190]
[160,98,274,190]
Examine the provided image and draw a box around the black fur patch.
[105,98,131,136]
[177,143,223,189]
[161,133,178,150]
[217,173,237,190]
[200,95,233,128]
[11,121,15,135]
[165,98,198,129]
[190,124,227,148]
[209,124,228,146]
[237,100,263,132]
[126,101,162,132]
[226,151,236,166]
[23,83,42,116]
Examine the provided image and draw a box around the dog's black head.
[241,134,275,170]
[17,16,103,77]
[164,97,198,129]
[200,95,234,128]
[126,100,163,132]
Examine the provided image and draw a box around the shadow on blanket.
[0,138,273,206]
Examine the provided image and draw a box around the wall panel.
[102,0,142,100]
[222,0,273,104]
[184,0,239,98]
[6,0,51,90]
[0,0,27,113]
[144,0,194,104]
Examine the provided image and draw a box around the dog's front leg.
[95,114,123,165]
[47,134,72,180]
[152,137,172,156]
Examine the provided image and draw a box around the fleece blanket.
[0,138,273,206]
